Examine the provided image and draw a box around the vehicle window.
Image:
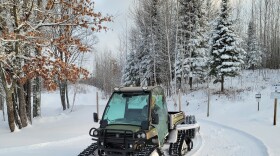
[103,93,126,120]
[103,92,149,126]
[128,95,148,109]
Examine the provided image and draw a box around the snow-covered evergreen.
[122,51,140,86]
[122,0,167,87]
[246,20,262,70]
[209,0,245,91]
[175,0,209,89]
[187,0,209,82]
[175,0,196,89]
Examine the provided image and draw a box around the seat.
[141,105,149,118]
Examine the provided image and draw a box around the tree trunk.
[25,79,32,124]
[221,75,224,92]
[12,90,22,129]
[59,81,67,110]
[189,77,193,90]
[1,97,4,121]
[0,95,2,111]
[6,91,16,132]
[164,0,173,95]
[66,82,70,109]
[176,77,181,91]
[33,77,41,118]
[18,82,28,127]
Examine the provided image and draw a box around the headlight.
[93,130,98,136]
[89,128,99,137]
[141,133,146,139]
[136,132,146,139]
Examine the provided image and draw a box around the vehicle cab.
[91,86,169,155]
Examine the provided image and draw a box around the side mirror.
[93,113,98,123]
[100,120,108,128]
[152,113,159,125]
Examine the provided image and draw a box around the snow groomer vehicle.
[79,86,200,156]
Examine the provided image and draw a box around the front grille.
[99,129,136,154]
[105,131,134,139]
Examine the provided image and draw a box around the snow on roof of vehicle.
[114,86,162,92]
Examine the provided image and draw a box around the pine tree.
[209,0,245,92]
[176,0,195,89]
[246,20,262,70]
[176,0,209,90]
[122,52,140,87]
[187,0,209,84]
[137,9,154,86]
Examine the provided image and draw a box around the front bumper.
[92,129,145,155]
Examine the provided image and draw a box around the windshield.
[102,92,149,126]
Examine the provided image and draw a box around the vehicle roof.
[115,86,162,92]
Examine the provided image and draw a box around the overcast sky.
[94,0,134,53]
[82,0,134,73]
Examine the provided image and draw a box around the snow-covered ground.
[179,69,280,156]
[0,70,280,156]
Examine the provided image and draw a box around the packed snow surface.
[0,70,280,156]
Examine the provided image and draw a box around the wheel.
[169,133,187,156]
[185,137,193,151]
[136,145,161,156]
[92,148,99,156]
[178,139,187,156]
[150,148,160,156]
[169,143,174,155]
[83,149,98,156]
[78,143,99,156]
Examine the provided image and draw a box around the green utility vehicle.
[79,86,199,156]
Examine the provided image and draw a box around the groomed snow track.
[196,119,269,156]
[0,120,269,156]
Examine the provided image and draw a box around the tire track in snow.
[195,119,269,156]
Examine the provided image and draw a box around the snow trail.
[197,119,269,156]
[0,135,92,156]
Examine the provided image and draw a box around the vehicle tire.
[78,143,99,156]
[169,143,174,155]
[150,148,162,156]
[178,139,188,156]
[169,133,187,156]
[93,148,99,156]
[85,149,99,156]
[185,137,193,151]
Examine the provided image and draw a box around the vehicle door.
[151,87,169,146]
